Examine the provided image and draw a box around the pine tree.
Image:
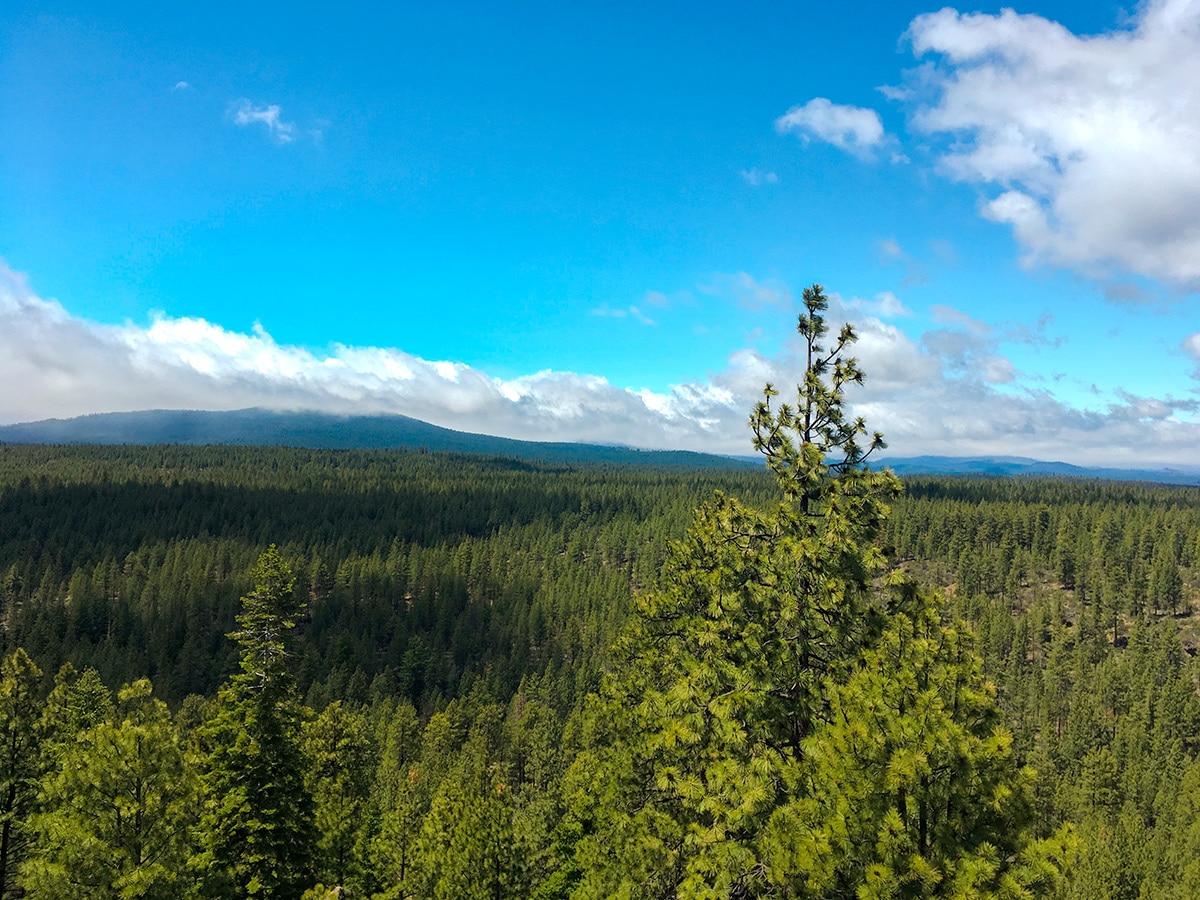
[411,721,526,900]
[571,285,897,897]
[21,679,198,899]
[572,285,1073,898]
[0,649,42,899]
[39,663,115,752]
[368,700,424,898]
[302,700,373,892]
[1150,546,1183,617]
[197,546,317,899]
[762,584,1076,899]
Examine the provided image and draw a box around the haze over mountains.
[3,408,1199,485]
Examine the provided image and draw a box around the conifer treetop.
[230,544,304,692]
[750,283,887,505]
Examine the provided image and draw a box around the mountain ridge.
[2,408,1198,484]
[875,454,1200,485]
[0,408,756,469]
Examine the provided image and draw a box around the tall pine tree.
[197,546,316,899]
[572,285,1073,899]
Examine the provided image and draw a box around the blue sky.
[3,0,1200,465]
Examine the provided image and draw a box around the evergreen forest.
[1,290,1199,898]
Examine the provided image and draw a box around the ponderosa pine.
[570,285,1074,899]
[21,678,197,899]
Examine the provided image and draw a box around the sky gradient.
[3,0,1200,466]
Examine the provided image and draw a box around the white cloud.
[173,81,191,92]
[906,0,1200,290]
[1108,389,1175,422]
[930,304,989,334]
[775,98,887,158]
[590,304,655,325]
[1102,281,1155,306]
[1184,332,1200,376]
[3,263,1200,467]
[846,291,913,319]
[232,100,296,143]
[629,306,656,326]
[740,167,779,186]
[590,306,626,318]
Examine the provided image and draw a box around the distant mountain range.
[874,454,1200,486]
[2,409,1198,484]
[0,408,756,469]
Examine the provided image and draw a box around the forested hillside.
[3,449,1200,897]
[1,294,1198,898]
[0,443,771,708]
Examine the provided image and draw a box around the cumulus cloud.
[921,303,1059,386]
[3,263,1199,466]
[0,264,712,449]
[1185,333,1200,357]
[906,0,1200,290]
[775,98,887,159]
[1107,389,1181,422]
[232,100,296,143]
[1184,332,1200,376]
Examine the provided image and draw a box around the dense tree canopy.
[22,678,196,899]
[0,290,1197,896]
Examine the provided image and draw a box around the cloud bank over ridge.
[5,263,1199,467]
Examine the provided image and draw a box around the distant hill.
[876,454,1200,486]
[0,408,757,470]
[3,409,1197,485]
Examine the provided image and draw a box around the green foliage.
[764,584,1076,898]
[410,724,527,900]
[574,286,1068,898]
[198,548,316,899]
[367,701,424,896]
[0,444,750,707]
[0,649,42,899]
[231,545,305,696]
[40,663,115,751]
[21,678,197,899]
[303,701,374,891]
[750,284,887,505]
[1143,759,1200,899]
